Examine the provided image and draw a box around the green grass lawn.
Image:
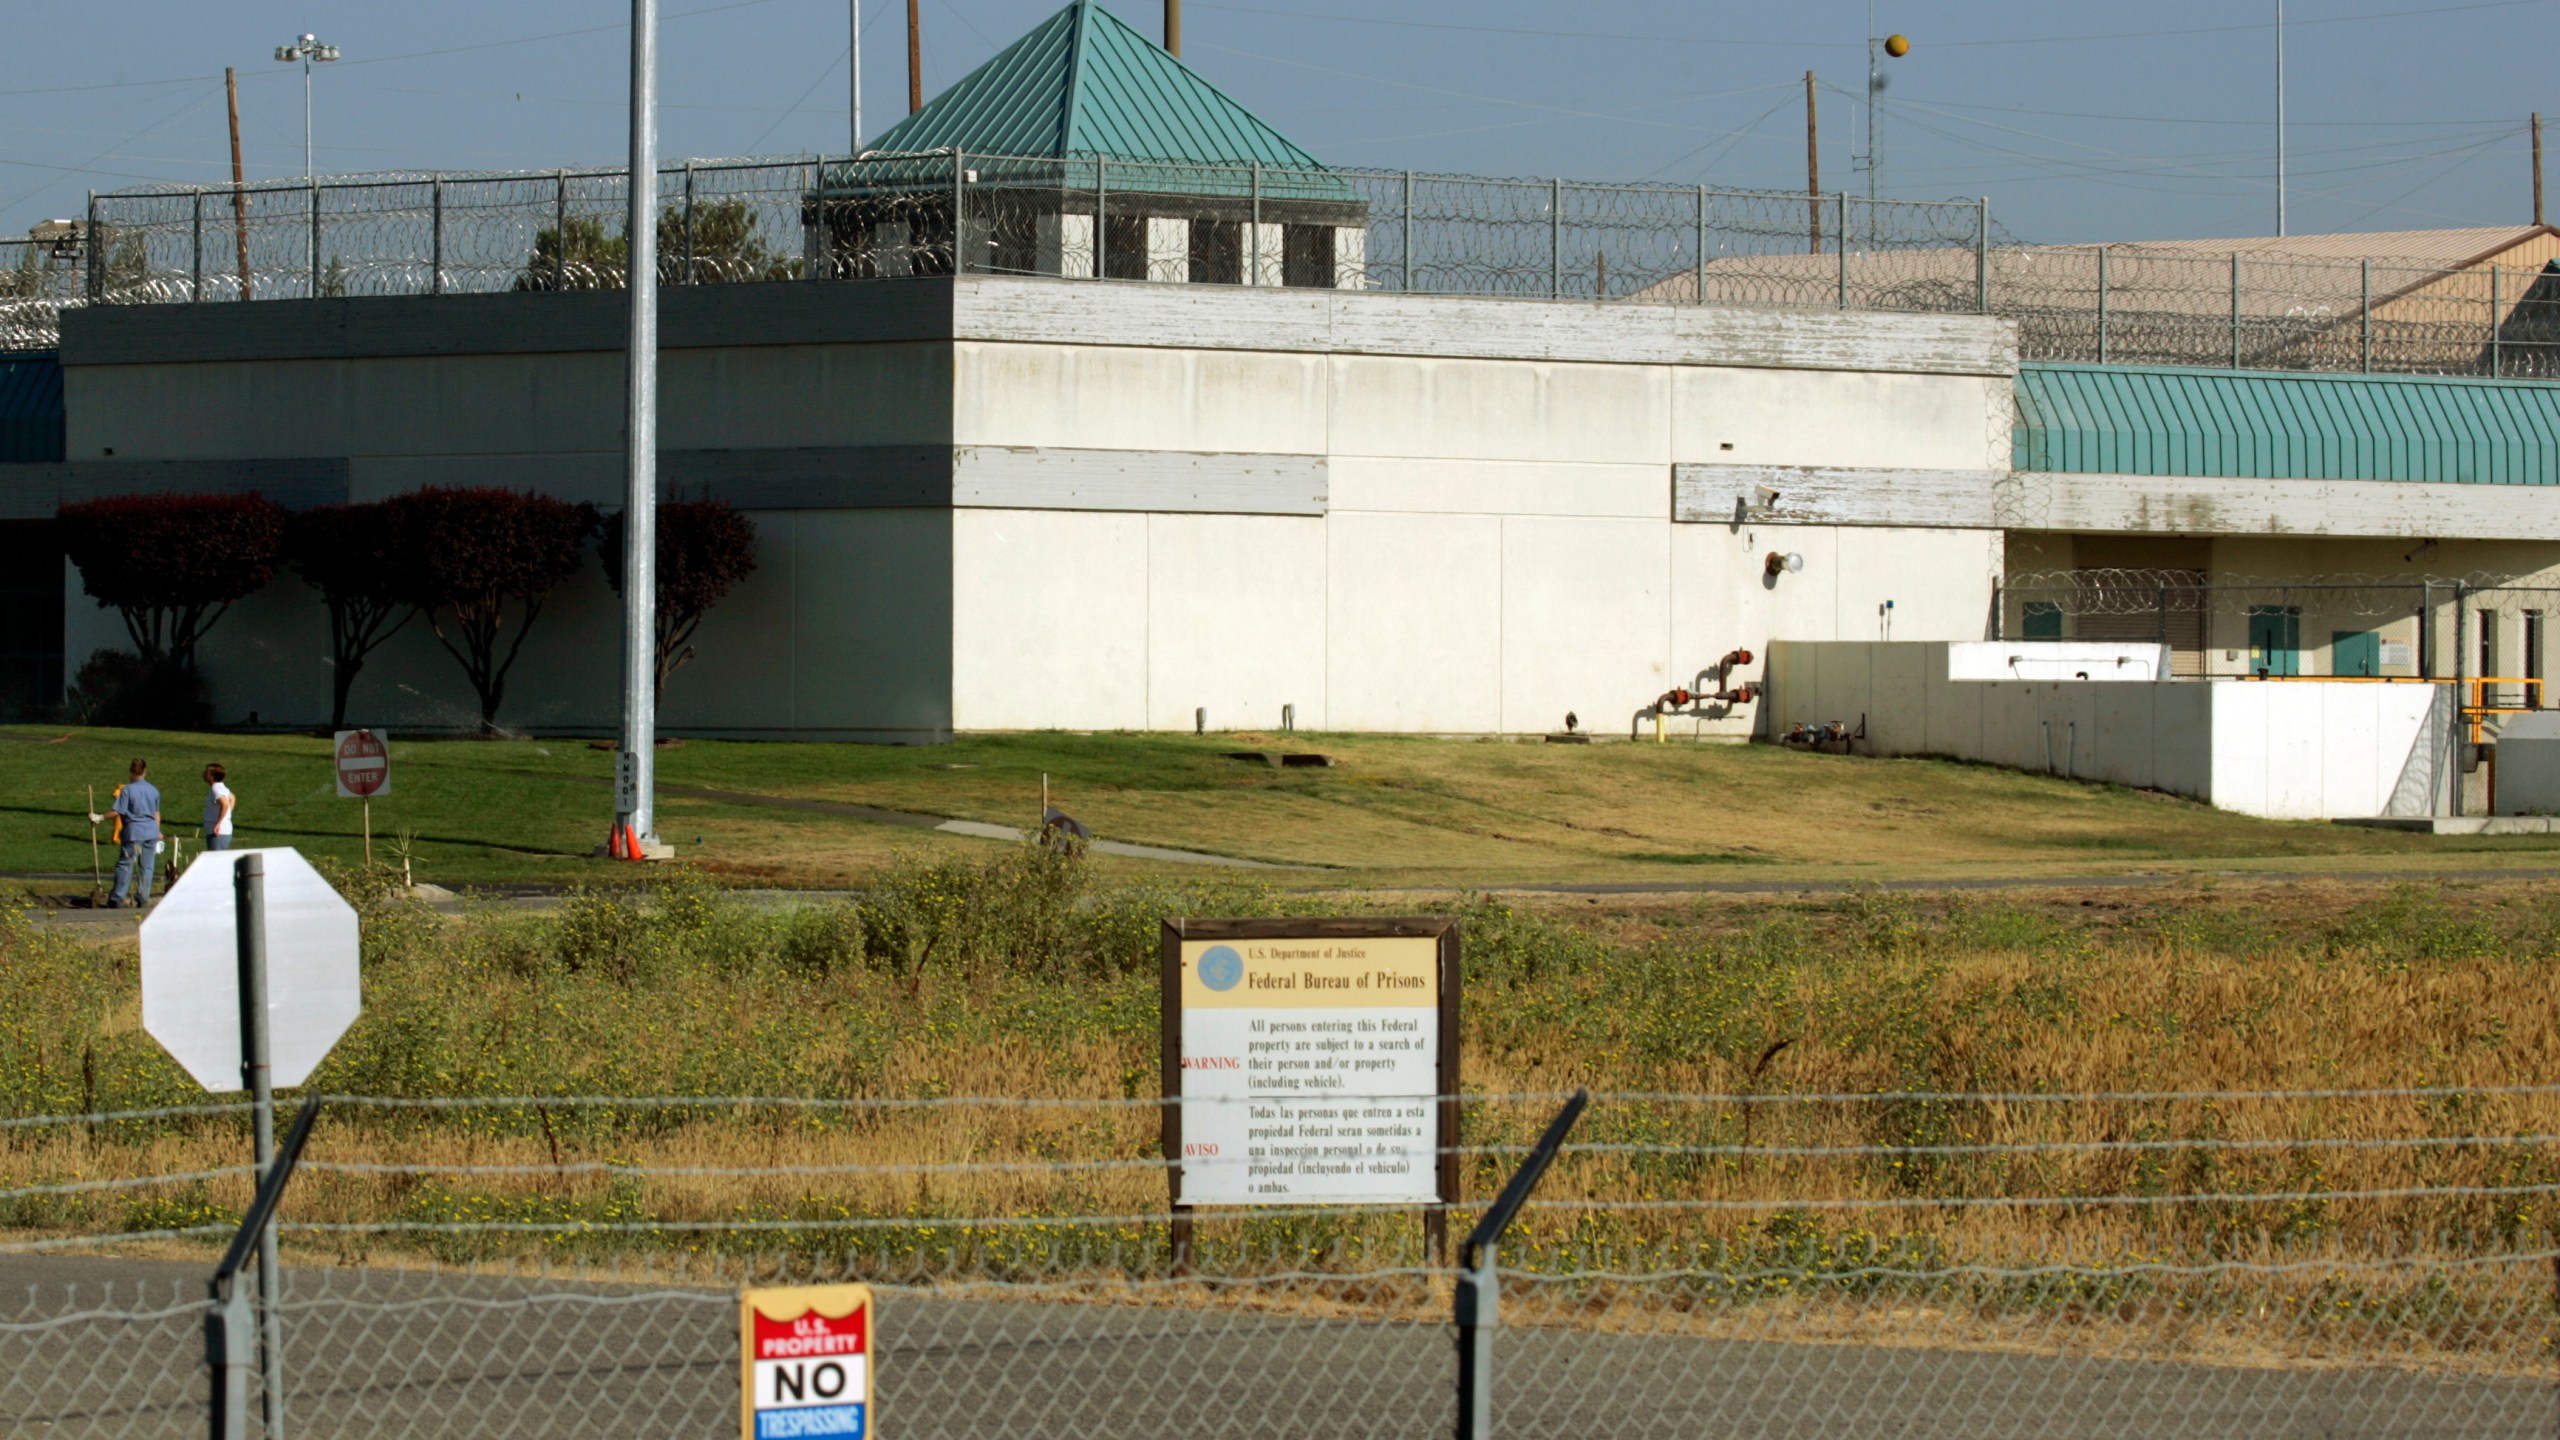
[3,724,2550,893]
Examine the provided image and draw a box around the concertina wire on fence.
[4,1084,2558,1438]
[3,153,2554,379]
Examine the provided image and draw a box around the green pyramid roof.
[865,0,1333,171]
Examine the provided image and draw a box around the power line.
[1182,0,2551,53]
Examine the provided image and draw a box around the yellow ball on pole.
[1883,32,1912,57]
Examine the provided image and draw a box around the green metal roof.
[0,353,62,464]
[2014,363,2560,486]
[866,0,1332,170]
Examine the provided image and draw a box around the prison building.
[3,0,2560,821]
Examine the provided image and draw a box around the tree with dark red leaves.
[56,493,288,675]
[387,487,597,731]
[284,502,417,731]
[600,500,761,702]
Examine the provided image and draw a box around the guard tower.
[816,0,1369,287]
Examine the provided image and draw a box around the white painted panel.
[1325,512,1502,733]
[1144,514,1327,731]
[1329,457,1664,519]
[1947,642,2168,681]
[1146,218,1190,285]
[2262,688,2328,819]
[1335,228,1367,290]
[2206,685,2268,817]
[951,509,1146,730]
[1328,356,1670,466]
[1498,517,1670,736]
[1672,368,2001,471]
[1835,528,1996,646]
[953,342,1327,455]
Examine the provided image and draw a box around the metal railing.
[2,153,2543,377]
[6,1085,2560,1437]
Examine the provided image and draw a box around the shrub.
[285,502,416,729]
[387,487,597,731]
[56,492,288,680]
[599,500,760,701]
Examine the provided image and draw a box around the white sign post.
[1161,920,1460,1264]
[333,729,389,868]
[142,848,360,1440]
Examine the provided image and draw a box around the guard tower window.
[1189,219,1244,285]
[1102,214,1149,280]
[1282,223,1335,288]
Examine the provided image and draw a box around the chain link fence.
[6,1085,2560,1437]
[1997,571,2560,699]
[10,154,2545,378]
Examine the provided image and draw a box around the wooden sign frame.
[1159,916,1462,1267]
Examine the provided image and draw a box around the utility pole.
[851,0,863,151]
[1166,0,1181,55]
[616,0,661,855]
[907,0,923,114]
[2273,0,2287,235]
[1805,71,1822,255]
[2534,113,2545,227]
[225,68,252,300]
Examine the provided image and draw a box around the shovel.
[85,785,104,909]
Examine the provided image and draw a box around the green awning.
[2015,363,2560,485]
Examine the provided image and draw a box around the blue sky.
[0,0,2549,243]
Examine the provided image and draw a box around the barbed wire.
[1,152,2538,380]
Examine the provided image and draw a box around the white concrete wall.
[948,340,2007,736]
[1765,640,2451,818]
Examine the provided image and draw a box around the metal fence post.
[804,161,821,281]
[85,190,99,301]
[2453,582,2469,817]
[1835,193,1848,307]
[555,170,570,290]
[204,1095,322,1440]
[429,177,444,296]
[2096,247,2109,363]
[1455,1090,1587,1440]
[192,192,205,302]
[308,179,321,298]
[1401,169,1415,294]
[952,148,967,275]
[1975,197,1990,312]
[2490,265,2502,377]
[1095,156,1108,280]
[234,855,284,1439]
[1549,178,1562,299]
[681,161,696,284]
[1695,185,1708,306]
[2360,259,2372,373]
[2229,252,2242,368]
[1251,161,1263,286]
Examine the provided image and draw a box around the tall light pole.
[852,0,864,152]
[2274,0,2288,235]
[616,0,661,856]
[272,34,340,180]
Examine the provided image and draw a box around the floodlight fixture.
[274,33,342,180]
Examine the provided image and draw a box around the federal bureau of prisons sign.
[1160,919,1460,1209]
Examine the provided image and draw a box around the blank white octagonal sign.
[141,848,362,1093]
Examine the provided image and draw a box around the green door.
[2332,628,2382,677]
[2248,609,2300,676]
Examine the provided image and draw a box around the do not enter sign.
[334,729,390,799]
